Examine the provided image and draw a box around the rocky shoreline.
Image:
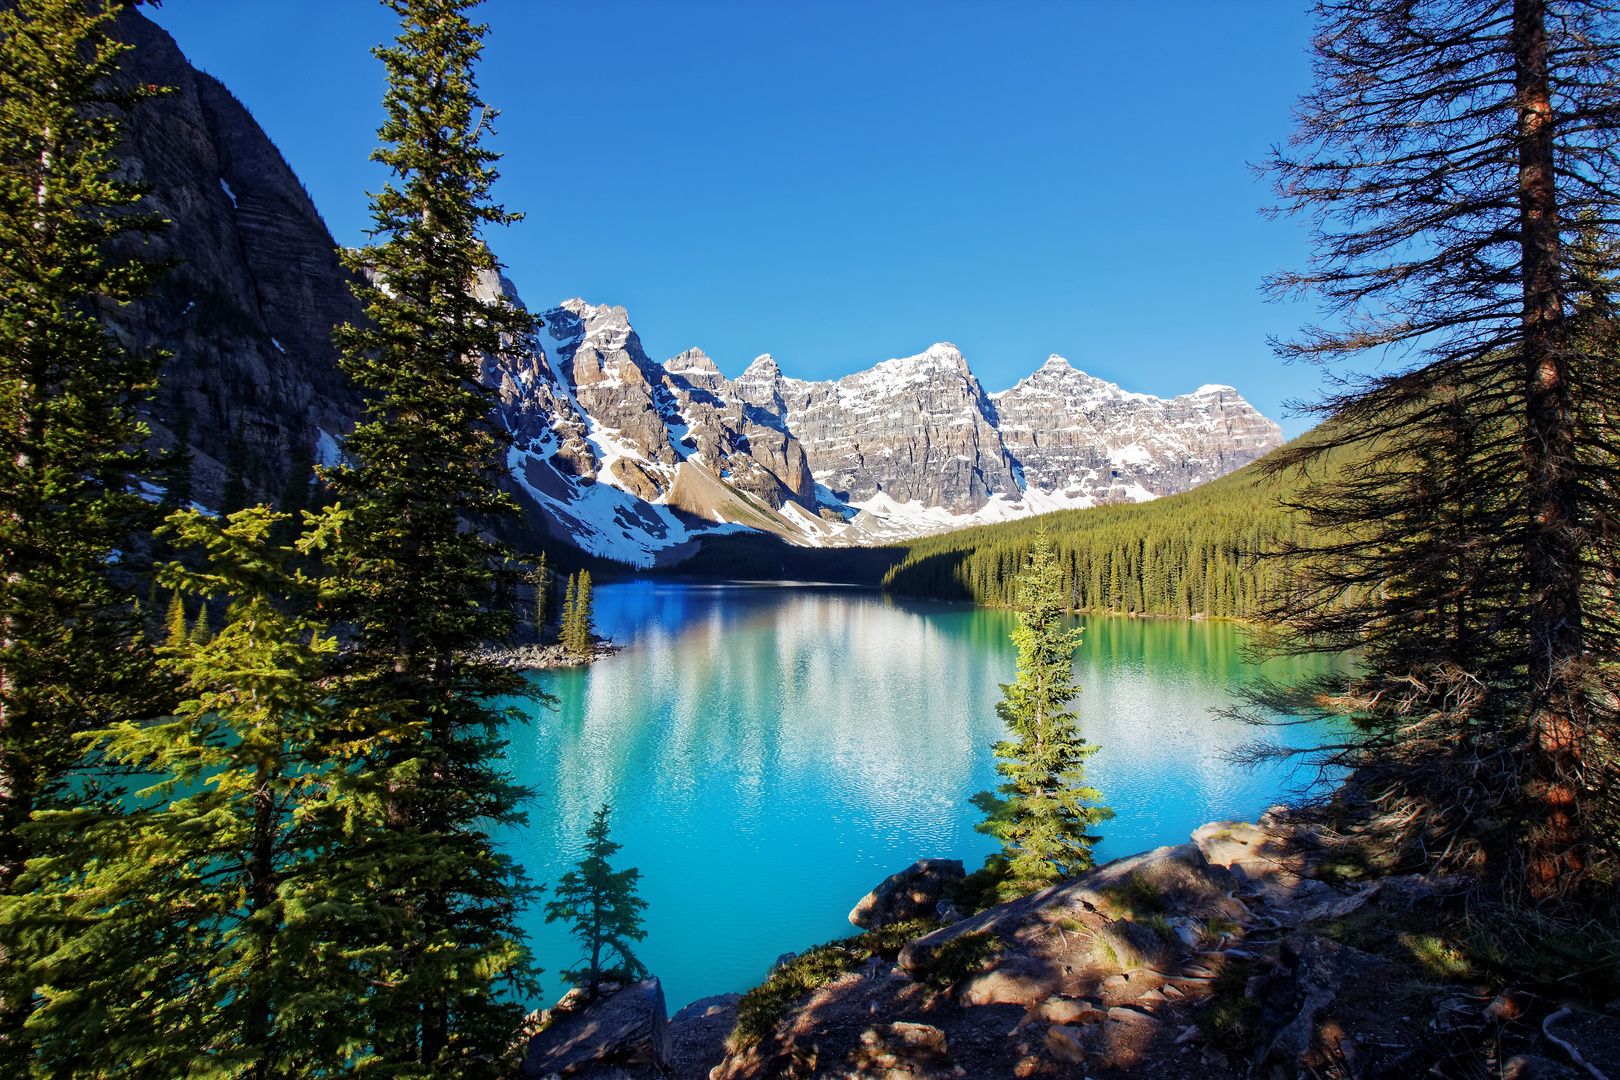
[512,812,1620,1080]
[475,638,621,671]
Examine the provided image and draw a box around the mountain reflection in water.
[499,580,1339,1011]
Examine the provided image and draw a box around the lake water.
[498,581,1337,1011]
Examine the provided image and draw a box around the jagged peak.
[1192,383,1238,396]
[665,347,719,373]
[1041,353,1075,372]
[742,353,781,375]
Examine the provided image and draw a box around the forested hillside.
[880,433,1356,619]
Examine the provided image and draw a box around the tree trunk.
[1515,0,1586,898]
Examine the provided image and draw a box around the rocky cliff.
[106,8,365,507]
[491,304,1284,565]
[100,9,1283,566]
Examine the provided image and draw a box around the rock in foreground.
[848,858,966,930]
[521,978,672,1078]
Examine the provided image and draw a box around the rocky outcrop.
[848,859,966,930]
[990,355,1284,503]
[521,978,673,1078]
[759,344,1020,512]
[710,814,1619,1080]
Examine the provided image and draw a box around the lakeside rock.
[701,814,1620,1080]
[848,859,966,930]
[474,638,620,671]
[520,978,672,1078]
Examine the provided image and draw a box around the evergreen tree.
[530,551,549,630]
[566,569,594,655]
[164,592,187,647]
[544,804,648,1002]
[310,0,547,1070]
[1251,0,1620,901]
[187,599,211,645]
[7,507,371,1078]
[0,0,172,1059]
[271,434,317,549]
[971,531,1111,901]
[560,572,576,646]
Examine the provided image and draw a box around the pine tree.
[567,569,594,656]
[544,804,648,1002]
[560,572,576,648]
[7,507,372,1078]
[0,0,172,1059]
[530,551,549,630]
[164,592,187,647]
[309,0,547,1070]
[156,405,193,515]
[1251,0,1620,901]
[970,530,1111,902]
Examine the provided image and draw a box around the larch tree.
[971,530,1111,901]
[544,803,648,1002]
[1254,0,1620,901]
[0,0,170,1061]
[311,0,546,1071]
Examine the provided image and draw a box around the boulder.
[521,977,672,1077]
[845,1022,955,1079]
[1093,918,1172,971]
[902,843,1236,973]
[1043,1025,1086,1064]
[1037,997,1104,1026]
[1502,1056,1579,1080]
[848,859,965,929]
[960,957,1052,1007]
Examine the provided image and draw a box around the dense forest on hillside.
[879,435,1358,619]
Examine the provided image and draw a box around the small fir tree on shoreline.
[967,530,1111,906]
[545,803,648,1002]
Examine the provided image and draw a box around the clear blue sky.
[149,0,1325,436]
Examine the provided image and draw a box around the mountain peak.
[665,347,719,374]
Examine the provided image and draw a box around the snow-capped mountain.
[98,7,1281,571]
[484,293,1285,567]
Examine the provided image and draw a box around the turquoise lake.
[498,581,1338,1011]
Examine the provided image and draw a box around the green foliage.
[917,930,1002,991]
[164,592,187,646]
[726,919,938,1050]
[1195,957,1261,1052]
[8,507,376,1077]
[560,570,594,655]
[530,551,550,629]
[972,530,1112,891]
[544,804,648,999]
[0,0,174,1060]
[881,442,1358,615]
[301,0,550,1071]
[1098,874,1165,918]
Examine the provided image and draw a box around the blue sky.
[149,1,1325,436]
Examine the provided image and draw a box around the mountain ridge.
[101,6,1284,569]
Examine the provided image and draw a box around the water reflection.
[499,581,1338,1011]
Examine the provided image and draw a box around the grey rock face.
[761,344,1020,512]
[989,355,1284,501]
[105,8,365,507]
